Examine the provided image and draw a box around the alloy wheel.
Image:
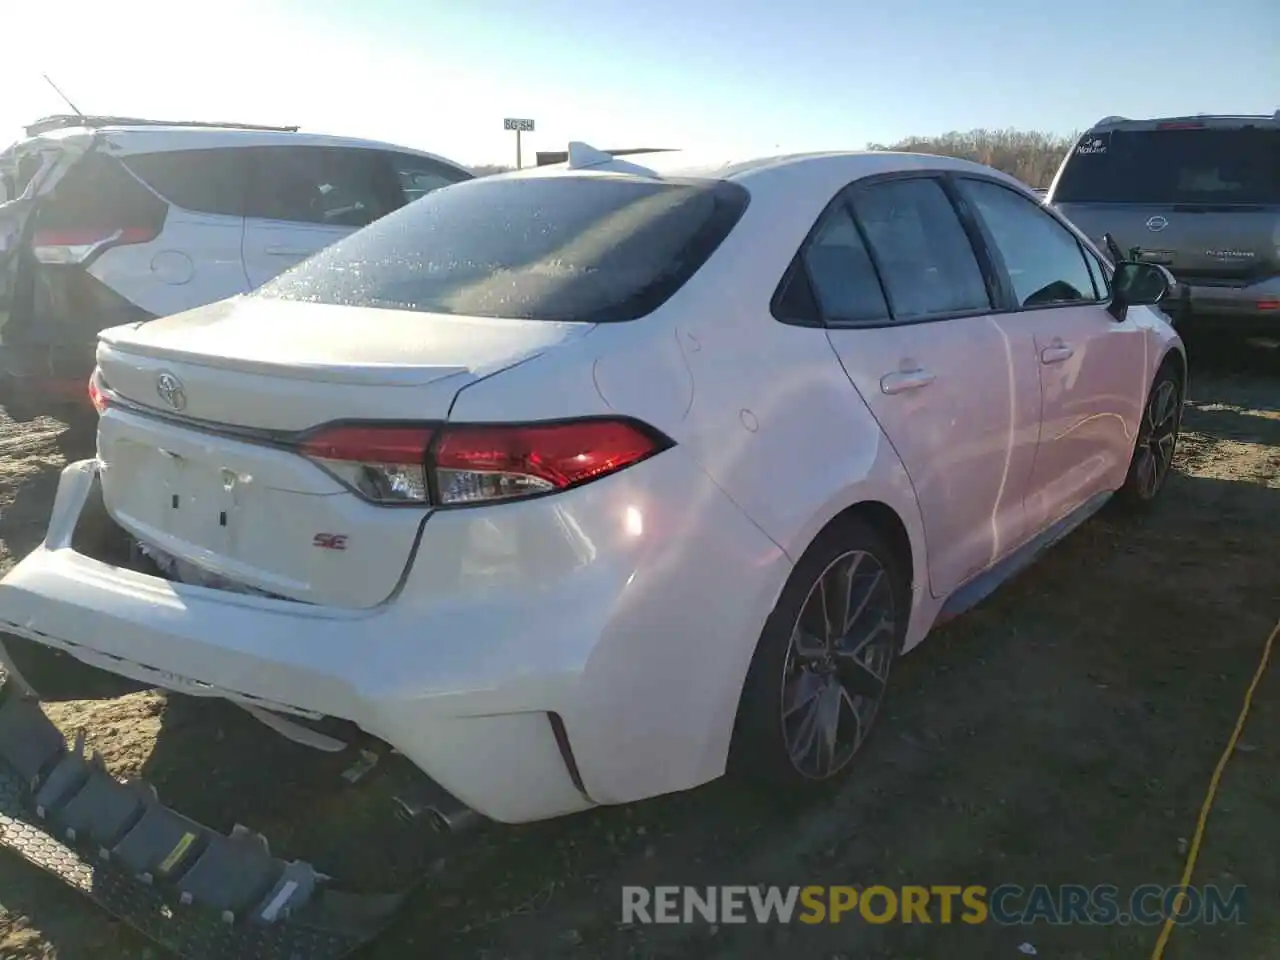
[1134,378,1180,499]
[780,549,897,780]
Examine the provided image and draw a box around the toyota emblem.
[1145,216,1169,232]
[155,371,187,411]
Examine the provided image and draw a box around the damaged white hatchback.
[0,144,1185,824]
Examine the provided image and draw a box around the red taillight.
[432,419,667,505]
[299,425,436,464]
[31,225,160,265]
[87,373,109,414]
[295,418,669,506]
[1258,299,1280,312]
[1157,122,1205,130]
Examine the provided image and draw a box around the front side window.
[850,178,991,320]
[387,153,472,205]
[245,146,398,228]
[958,178,1099,308]
[1083,248,1111,299]
[257,174,749,322]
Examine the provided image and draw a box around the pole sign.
[504,118,535,132]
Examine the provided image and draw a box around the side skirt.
[935,490,1113,625]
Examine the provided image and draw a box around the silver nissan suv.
[1046,112,1280,339]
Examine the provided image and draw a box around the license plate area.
[94,406,429,609]
[98,433,320,597]
[110,440,250,554]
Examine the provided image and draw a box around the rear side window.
[35,153,167,234]
[244,146,399,228]
[851,178,991,320]
[257,175,750,323]
[1054,128,1280,205]
[386,152,472,204]
[123,149,249,217]
[799,206,890,324]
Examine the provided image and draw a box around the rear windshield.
[257,175,749,322]
[1053,128,1280,205]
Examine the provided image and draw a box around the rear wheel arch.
[827,501,914,626]
[726,499,914,792]
[768,498,917,647]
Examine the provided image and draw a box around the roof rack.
[1092,112,1279,131]
[24,114,300,137]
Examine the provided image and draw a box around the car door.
[241,145,401,288]
[954,176,1147,533]
[810,175,1043,600]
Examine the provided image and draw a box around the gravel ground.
[0,347,1277,960]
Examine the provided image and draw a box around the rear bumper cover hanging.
[0,685,410,959]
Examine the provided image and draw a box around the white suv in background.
[0,116,473,416]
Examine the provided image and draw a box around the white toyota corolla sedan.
[0,144,1184,824]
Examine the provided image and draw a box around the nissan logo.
[1145,216,1169,232]
[155,372,187,411]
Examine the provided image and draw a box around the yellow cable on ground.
[1150,614,1278,960]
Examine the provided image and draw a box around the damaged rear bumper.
[1,448,793,826]
[0,683,405,959]
[0,459,598,824]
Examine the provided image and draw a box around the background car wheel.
[1115,361,1183,509]
[729,516,908,799]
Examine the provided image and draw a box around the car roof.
[501,148,1030,197]
[15,123,471,172]
[1086,112,1280,132]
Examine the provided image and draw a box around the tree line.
[865,129,1075,188]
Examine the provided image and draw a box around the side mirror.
[1108,260,1174,320]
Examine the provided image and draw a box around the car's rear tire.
[728,516,908,798]
[1114,360,1183,510]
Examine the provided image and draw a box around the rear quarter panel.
[588,165,937,651]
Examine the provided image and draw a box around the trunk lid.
[97,295,593,427]
[95,295,594,608]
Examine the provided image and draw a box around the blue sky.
[3,0,1276,165]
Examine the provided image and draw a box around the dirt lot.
[0,349,1277,960]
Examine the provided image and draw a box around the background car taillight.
[295,418,671,506]
[31,224,162,265]
[87,371,110,414]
